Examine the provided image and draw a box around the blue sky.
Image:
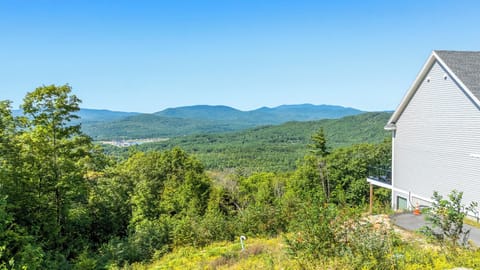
[1,1,480,113]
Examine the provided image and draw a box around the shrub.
[285,199,342,262]
[424,190,478,247]
[130,218,171,261]
[343,220,398,269]
[198,209,236,244]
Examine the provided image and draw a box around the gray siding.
[394,61,480,208]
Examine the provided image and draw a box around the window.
[397,196,408,210]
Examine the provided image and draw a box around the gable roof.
[386,50,480,130]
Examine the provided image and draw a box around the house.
[368,50,480,214]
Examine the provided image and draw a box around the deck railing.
[367,166,392,185]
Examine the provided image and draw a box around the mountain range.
[78,104,364,140]
[154,104,362,124]
[13,104,369,140]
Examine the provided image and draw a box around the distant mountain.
[155,105,245,121]
[84,104,364,140]
[249,104,363,123]
[155,104,362,124]
[12,108,140,123]
[75,109,140,123]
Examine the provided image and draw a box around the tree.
[104,148,213,262]
[129,148,211,225]
[236,172,286,235]
[309,127,329,157]
[87,173,133,247]
[425,190,478,246]
[304,128,331,201]
[0,101,23,207]
[325,142,391,205]
[287,155,325,202]
[0,101,16,152]
[18,84,94,257]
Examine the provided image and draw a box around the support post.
[369,183,373,214]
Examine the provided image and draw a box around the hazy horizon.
[11,101,382,114]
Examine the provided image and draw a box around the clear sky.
[1,0,480,113]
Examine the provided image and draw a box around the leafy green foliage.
[87,173,133,246]
[424,190,478,246]
[326,139,391,205]
[286,155,326,202]
[286,197,399,269]
[0,85,108,268]
[235,173,287,236]
[128,148,211,224]
[93,148,212,264]
[286,200,343,260]
[17,85,94,256]
[0,195,45,270]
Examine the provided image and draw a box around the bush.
[424,190,478,247]
[285,199,342,261]
[237,204,284,237]
[130,218,171,261]
[343,220,398,269]
[73,250,98,270]
[198,209,236,244]
[286,196,400,269]
[172,215,198,247]
[100,218,172,266]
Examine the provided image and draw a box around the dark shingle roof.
[434,50,480,100]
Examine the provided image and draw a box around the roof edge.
[386,52,437,126]
[433,51,480,107]
[384,123,396,131]
[387,51,480,127]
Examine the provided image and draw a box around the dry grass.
[132,236,296,270]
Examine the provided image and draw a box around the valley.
[98,110,391,172]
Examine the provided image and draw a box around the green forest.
[103,112,391,172]
[2,85,480,269]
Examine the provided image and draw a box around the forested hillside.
[104,111,391,172]
[82,114,239,140]
[81,104,364,140]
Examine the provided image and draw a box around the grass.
[136,231,480,269]
[130,236,297,270]
[122,231,480,270]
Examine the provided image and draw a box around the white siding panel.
[394,61,480,207]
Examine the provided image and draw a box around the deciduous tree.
[18,84,94,257]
